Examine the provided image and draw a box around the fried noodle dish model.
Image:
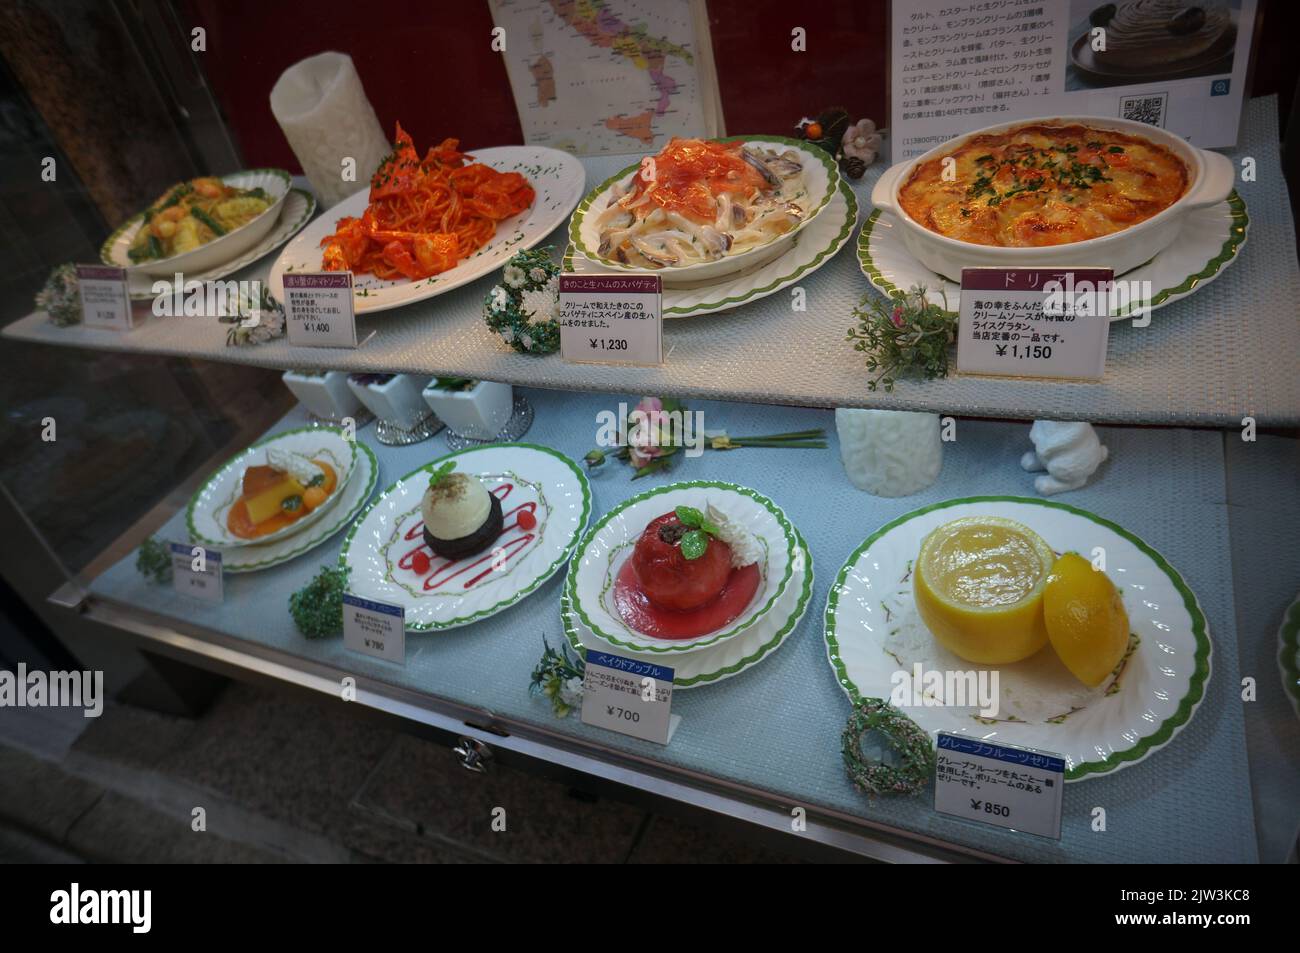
[320,123,535,281]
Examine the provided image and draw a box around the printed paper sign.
[170,542,222,603]
[580,649,677,744]
[890,0,1257,156]
[957,268,1112,380]
[559,275,663,366]
[283,273,358,348]
[342,593,405,664]
[77,265,133,330]
[934,732,1065,839]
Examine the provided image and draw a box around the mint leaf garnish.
[675,505,704,527]
[679,529,708,560]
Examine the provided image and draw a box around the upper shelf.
[6,98,1298,426]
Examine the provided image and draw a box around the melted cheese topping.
[898,124,1188,247]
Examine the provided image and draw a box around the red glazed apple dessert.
[613,504,762,640]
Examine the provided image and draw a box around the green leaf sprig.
[674,504,721,560]
[428,460,456,489]
[846,286,956,392]
[135,536,173,584]
[289,565,350,639]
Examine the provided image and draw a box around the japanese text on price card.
[580,649,678,744]
[170,543,222,603]
[342,593,405,664]
[283,272,358,348]
[76,265,133,330]
[934,732,1064,839]
[559,275,663,366]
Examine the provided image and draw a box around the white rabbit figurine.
[1020,421,1108,496]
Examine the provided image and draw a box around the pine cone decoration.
[841,156,866,180]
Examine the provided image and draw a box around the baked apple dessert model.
[614,504,762,639]
[227,447,338,540]
[419,461,504,560]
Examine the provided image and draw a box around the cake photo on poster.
[1067,0,1240,90]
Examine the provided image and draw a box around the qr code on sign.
[1120,93,1168,127]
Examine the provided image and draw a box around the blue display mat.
[88,389,1258,862]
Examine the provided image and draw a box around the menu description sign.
[342,593,406,664]
[579,649,678,745]
[934,733,1065,839]
[76,264,133,331]
[283,272,358,348]
[558,275,663,366]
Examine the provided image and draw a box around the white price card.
[579,649,678,745]
[170,543,223,603]
[283,272,358,348]
[934,732,1064,840]
[342,593,405,664]
[76,264,133,331]
[956,268,1113,381]
[559,275,663,366]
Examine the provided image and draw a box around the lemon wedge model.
[1043,552,1130,687]
[914,517,1056,664]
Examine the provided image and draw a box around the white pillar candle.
[269,52,389,209]
[835,408,943,497]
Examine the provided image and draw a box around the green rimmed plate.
[566,480,800,655]
[569,135,841,285]
[217,441,378,574]
[564,177,857,318]
[187,425,358,549]
[824,496,1211,781]
[339,444,590,632]
[857,191,1248,320]
[101,168,293,277]
[562,529,813,688]
[1279,594,1300,718]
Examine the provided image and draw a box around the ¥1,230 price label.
[933,732,1064,839]
[283,272,358,348]
[170,543,222,603]
[579,649,678,745]
[342,593,405,664]
[558,275,663,366]
[956,268,1113,381]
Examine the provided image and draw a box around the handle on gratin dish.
[871,162,907,215]
[1183,149,1235,209]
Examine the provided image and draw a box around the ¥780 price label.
[559,275,663,366]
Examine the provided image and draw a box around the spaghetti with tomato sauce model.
[320,123,535,281]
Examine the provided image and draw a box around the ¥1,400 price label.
[76,264,133,331]
[956,268,1113,381]
[933,732,1064,839]
[283,272,358,348]
[342,593,405,664]
[579,649,679,745]
[558,275,663,366]
[170,543,222,603]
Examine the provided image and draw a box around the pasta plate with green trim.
[823,496,1211,781]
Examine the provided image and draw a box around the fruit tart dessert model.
[914,516,1129,687]
[614,504,762,640]
[227,447,338,540]
[419,462,506,560]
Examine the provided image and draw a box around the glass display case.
[0,0,1297,866]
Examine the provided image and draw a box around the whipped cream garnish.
[267,447,323,485]
[706,503,761,568]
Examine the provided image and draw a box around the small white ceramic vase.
[282,370,362,420]
[347,374,432,428]
[835,408,943,497]
[422,380,514,440]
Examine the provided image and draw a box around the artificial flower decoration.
[35,263,82,327]
[483,246,561,354]
[221,284,285,346]
[842,118,882,165]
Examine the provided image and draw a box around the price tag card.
[934,732,1064,840]
[342,593,405,664]
[956,268,1113,381]
[558,275,663,366]
[579,649,678,745]
[170,543,223,603]
[282,273,358,348]
[76,264,133,331]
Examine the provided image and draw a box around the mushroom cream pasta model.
[593,138,813,269]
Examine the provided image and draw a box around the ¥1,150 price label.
[170,543,223,603]
[934,732,1064,839]
[342,593,405,664]
[956,268,1113,381]
[558,275,663,366]
[76,264,133,331]
[283,272,358,348]
[579,649,679,745]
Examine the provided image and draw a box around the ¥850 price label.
[934,733,1064,839]
[558,275,663,366]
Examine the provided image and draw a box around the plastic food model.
[419,463,505,560]
[227,448,337,540]
[129,177,274,262]
[614,504,762,639]
[914,517,1129,686]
